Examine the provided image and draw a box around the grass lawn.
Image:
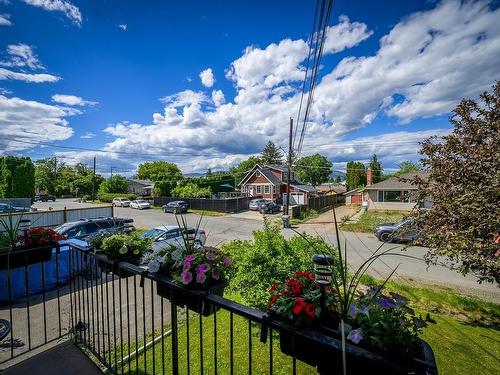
[341,210,407,233]
[108,282,499,375]
[290,209,320,225]
[189,209,226,217]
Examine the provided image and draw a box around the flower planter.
[279,327,438,375]
[156,281,225,317]
[0,245,55,271]
[95,253,137,278]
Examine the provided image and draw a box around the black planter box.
[0,245,55,271]
[279,328,438,375]
[95,253,137,278]
[156,281,225,317]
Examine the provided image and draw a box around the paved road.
[33,199,499,302]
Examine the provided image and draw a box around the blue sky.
[1,0,499,175]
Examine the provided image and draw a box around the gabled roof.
[239,164,283,186]
[239,164,263,186]
[290,183,317,193]
[260,169,281,185]
[316,184,346,194]
[364,172,429,190]
[128,179,152,186]
[343,188,363,196]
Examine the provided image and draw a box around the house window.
[264,185,270,194]
[256,171,261,177]
[273,185,277,193]
[256,186,262,194]
[378,190,411,203]
[241,186,246,193]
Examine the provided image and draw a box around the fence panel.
[153,196,261,213]
[0,199,32,209]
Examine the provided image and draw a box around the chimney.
[366,167,372,186]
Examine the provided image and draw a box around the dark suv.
[54,217,135,241]
[162,201,189,214]
[35,194,56,202]
[374,218,421,243]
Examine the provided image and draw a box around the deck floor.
[2,341,102,375]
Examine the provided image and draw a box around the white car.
[112,197,131,207]
[140,225,207,252]
[130,199,151,210]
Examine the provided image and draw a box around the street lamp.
[312,254,333,320]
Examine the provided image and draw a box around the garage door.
[284,193,305,205]
[351,194,362,204]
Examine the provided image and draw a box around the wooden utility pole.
[92,155,96,201]
[285,117,293,223]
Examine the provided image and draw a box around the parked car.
[130,200,151,210]
[374,218,421,243]
[112,197,132,207]
[259,201,281,214]
[55,217,135,241]
[34,194,56,202]
[162,201,189,214]
[249,198,268,211]
[140,225,206,252]
[0,202,31,213]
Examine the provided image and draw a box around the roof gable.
[364,171,429,190]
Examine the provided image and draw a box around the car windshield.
[54,223,73,234]
[137,200,147,203]
[140,228,165,239]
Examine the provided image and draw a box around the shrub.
[99,233,151,263]
[221,219,337,310]
[172,183,211,198]
[97,192,136,203]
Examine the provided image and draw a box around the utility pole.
[285,117,293,225]
[92,155,96,201]
[110,166,114,179]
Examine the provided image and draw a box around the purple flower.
[348,303,358,318]
[378,298,396,309]
[212,268,220,280]
[206,252,216,261]
[360,306,370,316]
[196,272,206,284]
[223,257,232,267]
[185,254,196,262]
[183,261,191,272]
[181,271,193,285]
[347,328,363,344]
[197,263,210,274]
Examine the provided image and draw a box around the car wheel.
[379,232,393,243]
[193,240,203,248]
[174,209,178,214]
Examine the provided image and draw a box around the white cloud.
[0,14,12,26]
[1,44,44,70]
[211,90,225,107]
[118,24,127,31]
[52,94,98,106]
[0,67,60,83]
[23,1,500,173]
[80,132,96,139]
[199,68,215,88]
[323,15,373,54]
[22,0,82,26]
[0,94,74,153]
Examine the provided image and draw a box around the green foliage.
[345,161,366,190]
[411,82,500,284]
[368,154,383,184]
[229,156,262,185]
[294,153,332,186]
[394,161,423,177]
[341,210,406,233]
[99,233,151,262]
[0,156,35,198]
[222,219,336,310]
[98,175,129,194]
[261,141,283,166]
[136,161,183,182]
[97,192,137,203]
[153,180,177,197]
[171,182,211,198]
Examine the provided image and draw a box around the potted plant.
[266,207,438,375]
[94,234,150,277]
[156,246,232,316]
[0,215,64,271]
[143,244,184,277]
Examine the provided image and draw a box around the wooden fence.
[290,194,345,218]
[0,205,114,230]
[153,196,262,213]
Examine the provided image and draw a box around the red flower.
[292,297,306,315]
[304,303,316,319]
[303,271,315,282]
[286,279,302,295]
[269,284,278,292]
[268,294,278,308]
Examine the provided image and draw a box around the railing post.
[171,302,179,375]
[63,207,67,223]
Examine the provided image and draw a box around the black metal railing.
[1,242,437,374]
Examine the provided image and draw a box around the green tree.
[35,157,58,193]
[394,161,423,177]
[230,156,262,185]
[261,141,283,166]
[368,154,383,184]
[294,153,332,186]
[411,82,500,284]
[98,175,129,194]
[171,183,211,198]
[136,161,182,182]
[345,161,366,190]
[0,156,35,198]
[153,180,177,197]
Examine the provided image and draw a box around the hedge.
[97,192,137,202]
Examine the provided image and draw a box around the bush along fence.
[290,194,345,218]
[0,234,438,374]
[153,196,262,213]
